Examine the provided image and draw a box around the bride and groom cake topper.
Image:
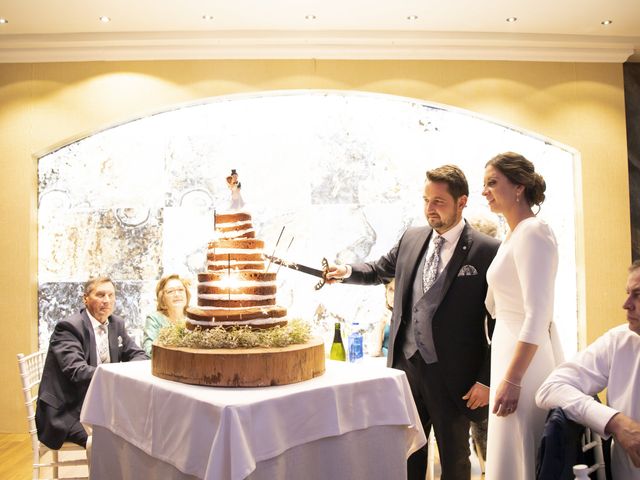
[226,168,244,210]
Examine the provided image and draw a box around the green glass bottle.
[329,322,346,361]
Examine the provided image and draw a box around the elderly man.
[536,260,640,479]
[36,277,148,449]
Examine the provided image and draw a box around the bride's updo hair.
[486,152,546,207]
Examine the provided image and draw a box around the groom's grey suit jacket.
[346,222,499,422]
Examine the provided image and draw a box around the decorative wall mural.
[38,90,580,355]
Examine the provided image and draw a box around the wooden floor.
[0,434,88,480]
[0,434,32,480]
[0,432,482,480]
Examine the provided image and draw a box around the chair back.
[580,427,607,480]
[17,351,88,480]
[17,351,47,457]
[536,407,608,480]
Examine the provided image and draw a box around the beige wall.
[0,60,630,433]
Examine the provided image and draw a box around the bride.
[482,152,564,480]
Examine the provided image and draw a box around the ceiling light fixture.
[99,16,111,23]
[202,15,214,20]
[407,15,418,21]
[601,19,613,25]
[0,18,8,24]
[506,17,518,23]
[305,15,316,20]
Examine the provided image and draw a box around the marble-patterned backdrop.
[38,90,580,355]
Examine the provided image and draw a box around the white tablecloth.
[81,359,425,480]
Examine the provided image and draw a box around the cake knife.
[263,255,333,290]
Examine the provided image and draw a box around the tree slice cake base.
[151,337,326,387]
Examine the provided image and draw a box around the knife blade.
[264,255,332,290]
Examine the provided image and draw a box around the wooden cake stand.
[151,337,326,387]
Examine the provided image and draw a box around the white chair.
[17,351,88,480]
[579,427,607,480]
[537,407,608,480]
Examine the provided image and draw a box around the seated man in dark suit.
[36,277,148,449]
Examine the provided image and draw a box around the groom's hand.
[326,264,349,284]
[463,382,489,410]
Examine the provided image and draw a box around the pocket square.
[457,265,478,276]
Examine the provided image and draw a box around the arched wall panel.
[37,90,579,354]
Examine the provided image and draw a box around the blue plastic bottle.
[348,322,364,363]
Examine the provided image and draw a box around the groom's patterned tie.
[97,324,110,364]
[422,235,445,293]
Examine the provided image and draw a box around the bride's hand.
[492,379,521,417]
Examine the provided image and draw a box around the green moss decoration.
[156,319,311,349]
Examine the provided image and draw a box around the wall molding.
[0,30,636,63]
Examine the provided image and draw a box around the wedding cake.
[185,210,288,329]
[152,169,324,387]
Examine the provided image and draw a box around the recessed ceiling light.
[601,19,613,25]
[202,15,214,20]
[98,16,111,23]
[407,15,418,21]
[305,15,316,20]
[506,17,518,23]
[0,18,8,25]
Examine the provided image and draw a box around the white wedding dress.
[485,217,564,480]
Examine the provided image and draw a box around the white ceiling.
[1,0,639,63]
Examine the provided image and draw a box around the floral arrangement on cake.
[157,318,311,349]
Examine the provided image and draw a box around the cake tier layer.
[198,284,276,296]
[208,238,264,250]
[217,230,255,239]
[215,212,251,224]
[186,305,287,323]
[207,252,263,263]
[198,297,276,309]
[198,271,277,282]
[215,212,254,239]
[207,262,266,271]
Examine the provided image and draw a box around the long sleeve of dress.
[512,220,558,345]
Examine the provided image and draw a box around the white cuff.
[583,401,619,439]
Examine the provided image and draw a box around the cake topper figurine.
[226,169,245,210]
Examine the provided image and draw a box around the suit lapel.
[439,222,473,297]
[82,309,99,367]
[108,318,118,362]
[399,227,431,312]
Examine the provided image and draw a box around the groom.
[327,165,499,479]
